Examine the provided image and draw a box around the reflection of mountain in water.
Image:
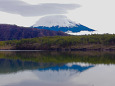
[0,58,93,75]
[38,64,93,72]
[0,51,115,74]
[0,58,94,83]
[34,63,94,82]
[0,59,94,86]
[0,51,115,86]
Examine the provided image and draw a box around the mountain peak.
[33,15,95,33]
[33,15,77,27]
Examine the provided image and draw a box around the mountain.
[0,24,68,41]
[33,15,95,33]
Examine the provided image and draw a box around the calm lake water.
[0,51,115,86]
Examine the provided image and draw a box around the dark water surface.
[0,51,115,86]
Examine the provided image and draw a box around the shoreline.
[0,48,115,51]
[0,50,44,52]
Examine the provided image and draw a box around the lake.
[0,51,115,86]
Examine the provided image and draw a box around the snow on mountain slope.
[33,15,77,27]
[33,15,95,34]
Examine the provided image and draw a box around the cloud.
[0,0,80,17]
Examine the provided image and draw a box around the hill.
[0,24,68,41]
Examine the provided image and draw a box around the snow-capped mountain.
[33,15,95,33]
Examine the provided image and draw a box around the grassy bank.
[0,34,115,50]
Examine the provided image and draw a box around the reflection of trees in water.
[0,58,93,75]
[0,51,115,74]
[0,51,115,64]
[0,59,63,74]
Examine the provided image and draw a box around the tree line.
[0,34,115,50]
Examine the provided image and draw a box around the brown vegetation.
[0,24,68,41]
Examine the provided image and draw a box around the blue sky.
[0,0,115,34]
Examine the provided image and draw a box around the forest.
[0,34,115,50]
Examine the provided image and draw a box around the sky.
[0,0,115,34]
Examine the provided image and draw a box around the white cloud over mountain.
[0,0,80,17]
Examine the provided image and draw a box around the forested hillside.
[0,24,68,41]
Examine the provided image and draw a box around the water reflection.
[0,51,115,86]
